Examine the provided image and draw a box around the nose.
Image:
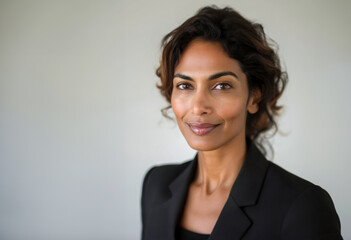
[191,88,212,115]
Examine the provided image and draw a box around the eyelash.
[213,82,232,90]
[175,82,233,90]
[176,83,193,90]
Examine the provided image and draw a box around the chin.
[186,139,222,152]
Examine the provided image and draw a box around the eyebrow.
[173,71,238,81]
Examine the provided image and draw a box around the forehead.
[175,39,244,76]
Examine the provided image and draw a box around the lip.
[187,122,220,136]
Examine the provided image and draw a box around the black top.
[175,226,210,240]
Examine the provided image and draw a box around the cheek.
[216,97,248,120]
[171,94,187,120]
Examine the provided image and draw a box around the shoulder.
[266,162,316,194]
[142,160,192,189]
[265,162,342,239]
[141,160,192,204]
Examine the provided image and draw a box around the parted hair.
[156,6,287,153]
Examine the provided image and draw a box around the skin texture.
[171,39,260,234]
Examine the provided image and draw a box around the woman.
[141,6,342,240]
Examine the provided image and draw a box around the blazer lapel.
[210,141,270,240]
[209,196,251,240]
[148,157,197,240]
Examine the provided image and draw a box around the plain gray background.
[1,0,350,239]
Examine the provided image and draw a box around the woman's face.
[171,39,259,151]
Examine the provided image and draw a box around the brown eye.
[213,83,232,90]
[176,83,193,90]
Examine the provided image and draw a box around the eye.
[176,82,193,90]
[213,82,232,90]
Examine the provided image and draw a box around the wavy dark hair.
[156,6,287,153]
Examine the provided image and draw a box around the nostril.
[192,105,209,115]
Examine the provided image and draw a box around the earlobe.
[247,89,261,114]
[247,103,259,114]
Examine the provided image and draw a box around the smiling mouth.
[187,122,220,136]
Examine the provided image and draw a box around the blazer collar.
[230,140,269,207]
[152,140,269,240]
[209,141,270,239]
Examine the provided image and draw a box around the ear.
[247,88,261,114]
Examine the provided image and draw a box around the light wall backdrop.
[1,0,350,239]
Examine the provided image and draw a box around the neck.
[195,135,247,195]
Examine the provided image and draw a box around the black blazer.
[141,142,342,240]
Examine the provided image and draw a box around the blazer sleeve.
[141,167,156,240]
[280,185,343,240]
